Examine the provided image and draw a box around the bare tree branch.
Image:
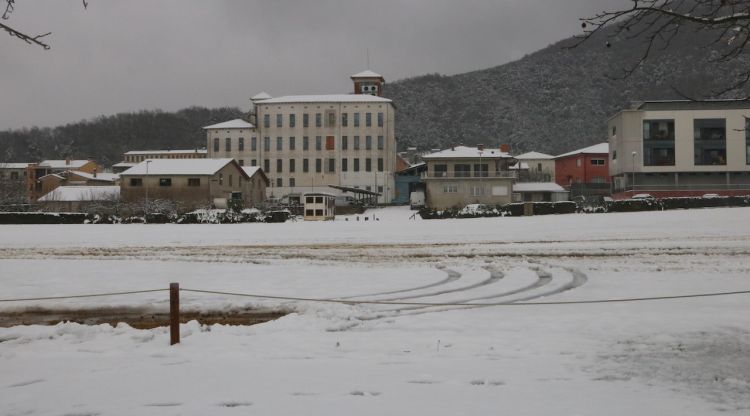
[0,21,50,49]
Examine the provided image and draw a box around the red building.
[554,143,610,198]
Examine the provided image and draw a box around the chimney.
[477,144,485,152]
[65,157,71,165]
[92,167,97,178]
[500,143,510,153]
[451,146,455,151]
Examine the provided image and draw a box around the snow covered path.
[1,207,750,415]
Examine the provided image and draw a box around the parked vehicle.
[632,193,655,200]
[409,190,425,209]
[702,193,721,199]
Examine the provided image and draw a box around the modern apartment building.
[205,71,397,203]
[554,143,610,198]
[608,100,750,198]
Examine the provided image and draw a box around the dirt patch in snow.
[0,306,289,329]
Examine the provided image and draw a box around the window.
[305,209,314,216]
[354,136,360,150]
[591,159,605,166]
[491,186,508,196]
[354,158,360,172]
[315,209,323,216]
[643,120,675,166]
[377,158,384,172]
[303,113,309,128]
[238,137,245,151]
[289,114,296,127]
[327,158,336,173]
[277,178,283,187]
[276,137,283,151]
[377,136,384,150]
[378,186,383,194]
[354,113,360,127]
[537,163,543,172]
[434,164,448,177]
[289,159,295,173]
[276,114,283,128]
[315,113,322,128]
[366,136,372,150]
[238,160,244,166]
[130,178,143,187]
[264,137,270,152]
[159,178,172,187]
[366,112,372,127]
[251,137,257,151]
[342,158,348,172]
[219,173,223,185]
[342,136,348,150]
[213,138,219,152]
[276,159,282,173]
[326,110,336,127]
[264,159,270,173]
[342,113,348,127]
[365,158,372,172]
[10,171,18,180]
[471,186,484,196]
[443,184,457,193]
[694,119,726,165]
[263,114,270,128]
[303,158,309,172]
[303,136,309,151]
[455,163,471,177]
[378,112,384,127]
[316,136,322,151]
[289,136,296,150]
[315,158,322,173]
[576,159,582,167]
[612,150,617,161]
[251,159,257,166]
[326,136,335,150]
[612,126,616,136]
[229,174,233,187]
[289,178,295,187]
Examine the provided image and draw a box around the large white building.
[206,70,397,203]
[608,100,750,198]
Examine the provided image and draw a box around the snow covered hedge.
[418,201,576,219]
[608,195,750,213]
[0,212,89,224]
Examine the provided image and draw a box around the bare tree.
[1,0,88,49]
[575,0,750,97]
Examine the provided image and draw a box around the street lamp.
[631,151,637,195]
[145,160,151,223]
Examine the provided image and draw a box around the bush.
[419,201,576,219]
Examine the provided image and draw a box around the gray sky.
[1,0,622,130]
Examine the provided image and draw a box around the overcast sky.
[1,0,622,130]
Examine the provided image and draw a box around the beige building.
[205,70,397,203]
[421,145,516,210]
[27,159,102,201]
[0,163,30,204]
[608,100,750,198]
[120,158,264,210]
[513,151,555,182]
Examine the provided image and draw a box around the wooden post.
[170,282,180,345]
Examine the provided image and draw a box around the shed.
[303,192,335,221]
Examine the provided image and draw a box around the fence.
[2,283,750,345]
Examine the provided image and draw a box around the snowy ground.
[1,206,749,415]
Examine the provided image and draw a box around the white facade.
[206,73,397,203]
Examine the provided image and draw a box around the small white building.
[303,192,335,221]
[512,182,569,202]
[37,185,120,212]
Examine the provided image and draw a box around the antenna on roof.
[366,48,370,69]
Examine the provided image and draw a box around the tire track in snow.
[337,267,460,300]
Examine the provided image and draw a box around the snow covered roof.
[251,92,272,100]
[124,149,207,155]
[514,151,554,160]
[112,162,137,168]
[120,158,242,176]
[556,143,609,159]
[38,160,92,169]
[259,94,392,104]
[241,166,262,177]
[202,119,255,130]
[513,182,567,193]
[351,70,384,79]
[38,186,120,202]
[510,162,530,170]
[422,146,513,160]
[69,171,119,182]
[0,163,29,169]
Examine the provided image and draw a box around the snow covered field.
[1,206,750,415]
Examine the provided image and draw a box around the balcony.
[422,171,516,179]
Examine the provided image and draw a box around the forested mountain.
[0,107,243,166]
[1,21,746,164]
[383,25,750,155]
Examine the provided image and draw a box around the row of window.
[125,154,202,163]
[128,175,237,187]
[214,135,386,153]
[263,111,385,129]
[251,157,385,174]
[441,184,509,197]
